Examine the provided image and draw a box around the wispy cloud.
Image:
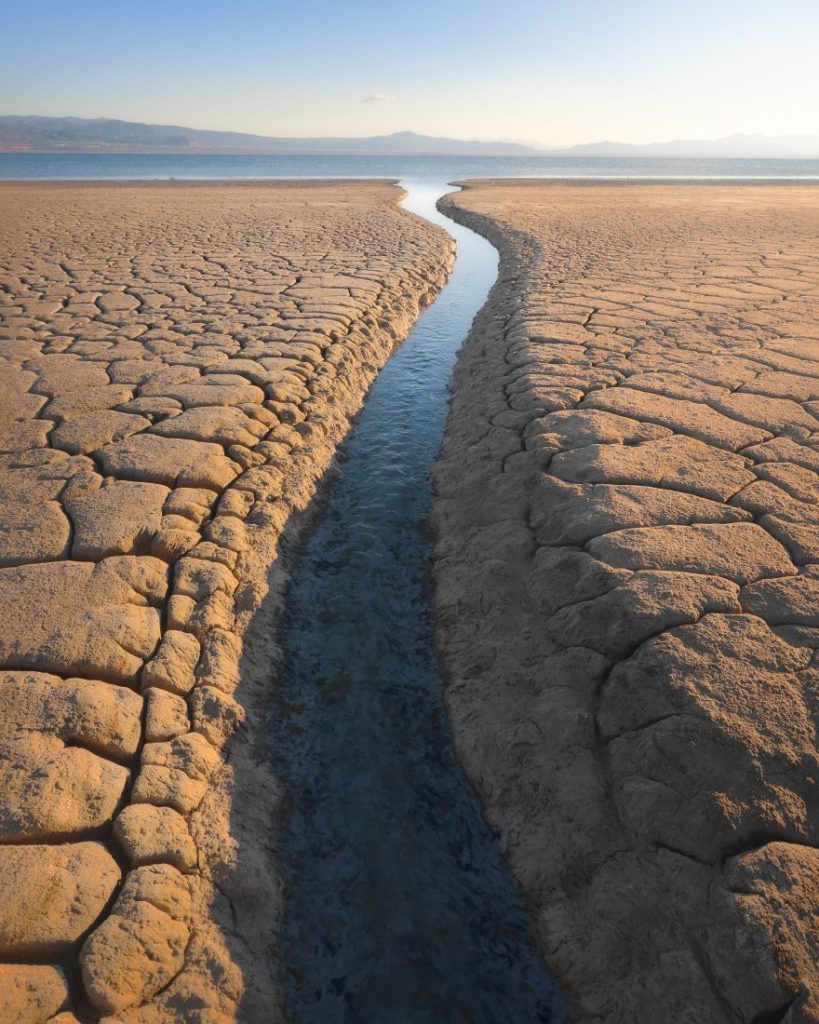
[362,92,395,103]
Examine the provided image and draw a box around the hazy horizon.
[3,0,819,147]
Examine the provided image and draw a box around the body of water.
[2,151,819,181]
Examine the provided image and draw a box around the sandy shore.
[434,181,819,1022]
[0,180,453,1023]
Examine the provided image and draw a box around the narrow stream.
[269,181,566,1023]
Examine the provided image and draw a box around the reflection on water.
[268,182,567,1023]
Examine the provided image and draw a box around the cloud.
[362,92,395,103]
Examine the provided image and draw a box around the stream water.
[268,181,567,1023]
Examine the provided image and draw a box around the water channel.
[268,180,566,1024]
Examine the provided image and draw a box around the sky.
[2,0,819,145]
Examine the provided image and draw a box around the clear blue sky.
[3,0,818,144]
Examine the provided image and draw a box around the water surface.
[268,181,567,1023]
[2,151,819,180]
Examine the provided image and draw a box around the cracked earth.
[0,180,452,1023]
[434,182,819,1023]
[2,175,817,1024]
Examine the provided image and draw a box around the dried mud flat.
[434,181,819,1022]
[0,180,453,1023]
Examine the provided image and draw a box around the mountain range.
[562,134,819,158]
[0,117,534,156]
[1,115,819,158]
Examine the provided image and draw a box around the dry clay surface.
[0,181,452,1023]
[435,182,819,1023]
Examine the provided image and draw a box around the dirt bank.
[0,180,453,1023]
[434,181,819,1023]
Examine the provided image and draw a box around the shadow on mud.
[228,181,567,1024]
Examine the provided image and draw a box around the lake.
[2,152,819,181]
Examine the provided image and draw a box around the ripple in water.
[268,181,567,1024]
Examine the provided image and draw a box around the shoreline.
[4,175,819,185]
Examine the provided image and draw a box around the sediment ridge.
[0,180,453,1023]
[434,181,819,1023]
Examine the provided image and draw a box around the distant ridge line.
[0,118,537,156]
[1,116,818,158]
